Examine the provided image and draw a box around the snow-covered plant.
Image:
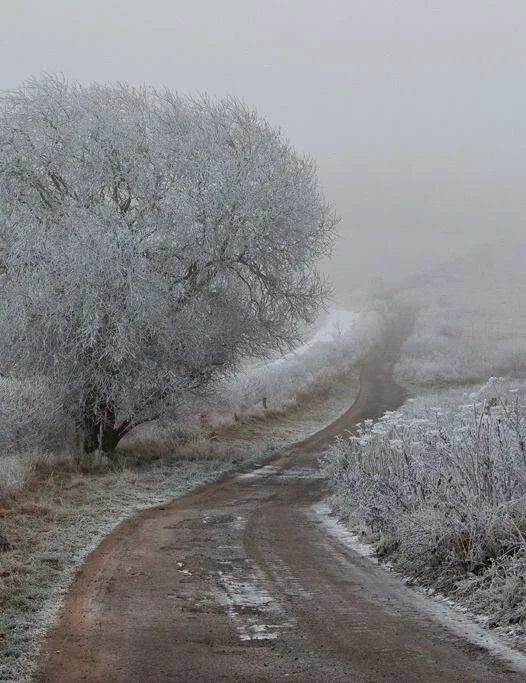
[0,76,336,452]
[324,379,526,597]
[0,376,66,452]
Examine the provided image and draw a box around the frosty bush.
[323,379,526,624]
[0,377,66,453]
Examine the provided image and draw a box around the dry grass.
[0,367,359,683]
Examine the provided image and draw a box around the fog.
[1,1,524,297]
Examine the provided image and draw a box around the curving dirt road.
[38,312,526,682]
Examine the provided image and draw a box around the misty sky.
[1,1,524,297]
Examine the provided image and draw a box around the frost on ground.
[218,562,294,642]
[322,378,526,649]
[0,309,365,683]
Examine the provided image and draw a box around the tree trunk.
[82,399,131,454]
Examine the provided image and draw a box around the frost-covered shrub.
[0,453,35,496]
[0,376,67,453]
[323,379,526,624]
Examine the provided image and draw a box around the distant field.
[394,239,526,386]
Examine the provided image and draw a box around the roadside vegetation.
[325,242,526,648]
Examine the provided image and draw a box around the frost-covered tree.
[0,77,336,452]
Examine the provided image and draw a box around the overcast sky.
[1,1,524,296]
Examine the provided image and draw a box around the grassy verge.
[0,368,359,683]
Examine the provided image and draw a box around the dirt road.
[38,312,526,682]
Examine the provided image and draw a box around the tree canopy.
[0,76,336,451]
